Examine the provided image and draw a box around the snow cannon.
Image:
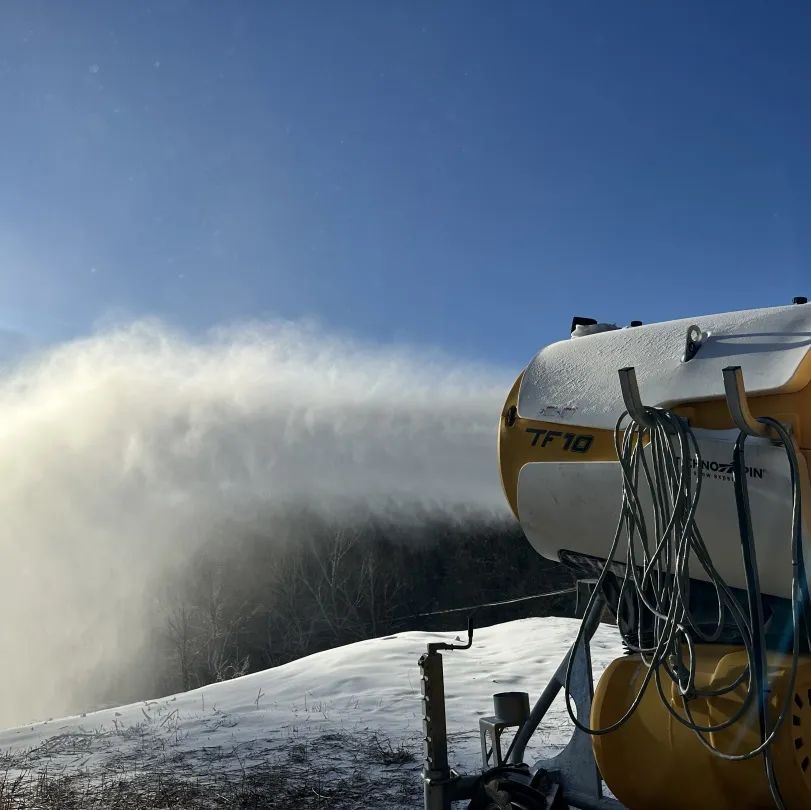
[421,300,811,810]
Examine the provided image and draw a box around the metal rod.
[722,366,772,439]
[618,367,655,428]
[509,591,606,765]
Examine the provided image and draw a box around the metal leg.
[420,650,452,810]
[509,592,626,810]
[510,591,604,765]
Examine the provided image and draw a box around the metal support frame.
[527,624,622,809]
[509,591,625,809]
[479,716,513,769]
[575,579,599,619]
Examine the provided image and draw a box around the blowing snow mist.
[0,321,512,726]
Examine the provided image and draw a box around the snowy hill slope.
[0,617,623,807]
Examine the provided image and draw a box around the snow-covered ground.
[0,617,623,807]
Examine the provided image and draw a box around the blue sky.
[1,1,810,366]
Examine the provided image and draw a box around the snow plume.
[0,320,512,726]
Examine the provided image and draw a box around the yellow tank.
[591,648,811,810]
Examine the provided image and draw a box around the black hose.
[732,432,786,810]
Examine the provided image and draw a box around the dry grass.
[0,728,421,809]
[365,733,417,767]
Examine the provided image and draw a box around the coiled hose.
[565,406,808,809]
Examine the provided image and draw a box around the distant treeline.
[147,509,574,696]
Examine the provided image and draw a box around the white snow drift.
[0,618,623,782]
